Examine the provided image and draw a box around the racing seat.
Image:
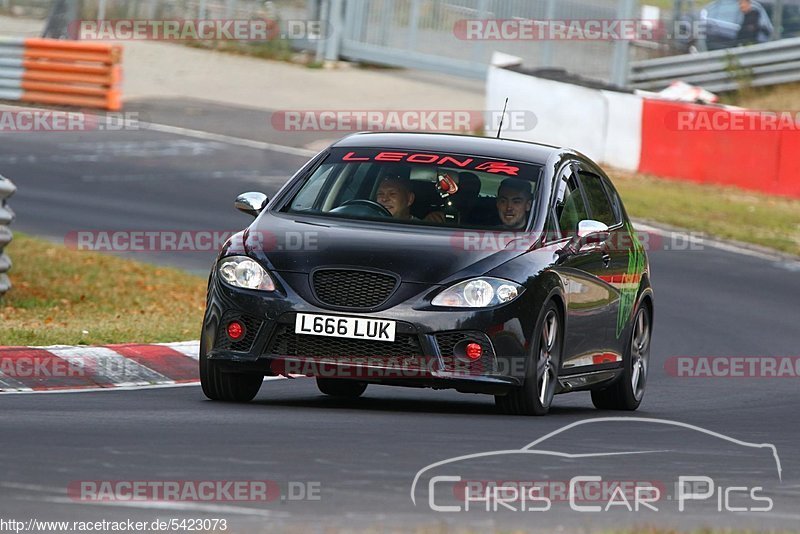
[467,197,501,226]
[410,180,444,220]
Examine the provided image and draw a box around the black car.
[200,132,654,416]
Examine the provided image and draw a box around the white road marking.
[139,121,317,158]
[0,382,200,395]
[634,220,800,269]
[0,102,317,158]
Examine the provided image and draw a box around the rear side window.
[579,172,618,227]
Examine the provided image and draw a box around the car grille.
[311,269,398,309]
[435,331,496,376]
[214,312,262,352]
[266,324,425,369]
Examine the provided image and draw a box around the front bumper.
[203,275,535,394]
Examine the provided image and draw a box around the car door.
[702,0,742,48]
[575,166,630,357]
[549,163,618,371]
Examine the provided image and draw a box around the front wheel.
[200,336,263,402]
[495,302,561,416]
[316,378,367,398]
[591,304,651,410]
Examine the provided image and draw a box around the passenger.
[736,0,769,45]
[424,172,481,224]
[496,177,532,230]
[376,173,417,220]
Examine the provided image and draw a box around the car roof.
[331,132,561,165]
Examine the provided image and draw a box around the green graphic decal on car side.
[616,222,645,339]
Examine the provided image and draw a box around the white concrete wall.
[486,63,642,171]
[601,89,642,171]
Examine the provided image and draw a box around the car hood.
[240,212,530,284]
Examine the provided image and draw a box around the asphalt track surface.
[1,100,799,532]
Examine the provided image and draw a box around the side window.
[290,164,334,211]
[579,171,618,227]
[554,170,589,239]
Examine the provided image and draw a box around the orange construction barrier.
[0,38,122,111]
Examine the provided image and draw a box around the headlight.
[432,277,524,308]
[218,256,275,291]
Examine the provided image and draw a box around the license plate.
[295,313,396,342]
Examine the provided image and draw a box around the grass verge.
[611,170,800,257]
[0,233,206,346]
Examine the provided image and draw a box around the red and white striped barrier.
[0,341,200,393]
[487,58,800,199]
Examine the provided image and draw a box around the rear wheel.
[591,304,651,410]
[200,334,263,402]
[316,378,367,398]
[496,302,561,416]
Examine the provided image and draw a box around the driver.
[496,177,532,230]
[376,171,416,220]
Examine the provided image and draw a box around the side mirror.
[235,192,268,217]
[558,220,609,260]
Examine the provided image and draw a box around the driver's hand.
[424,211,446,223]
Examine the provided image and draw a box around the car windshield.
[283,147,543,231]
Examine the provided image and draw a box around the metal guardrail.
[629,36,800,92]
[0,175,16,297]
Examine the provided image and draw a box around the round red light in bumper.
[465,343,482,360]
[226,321,245,341]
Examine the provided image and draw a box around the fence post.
[316,0,330,62]
[611,0,637,87]
[773,0,784,39]
[324,0,344,61]
[0,175,16,298]
[407,0,420,50]
[470,0,489,63]
[540,0,557,67]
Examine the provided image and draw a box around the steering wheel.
[330,199,393,218]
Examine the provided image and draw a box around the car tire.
[316,378,367,398]
[591,303,651,411]
[199,333,263,402]
[495,301,562,416]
